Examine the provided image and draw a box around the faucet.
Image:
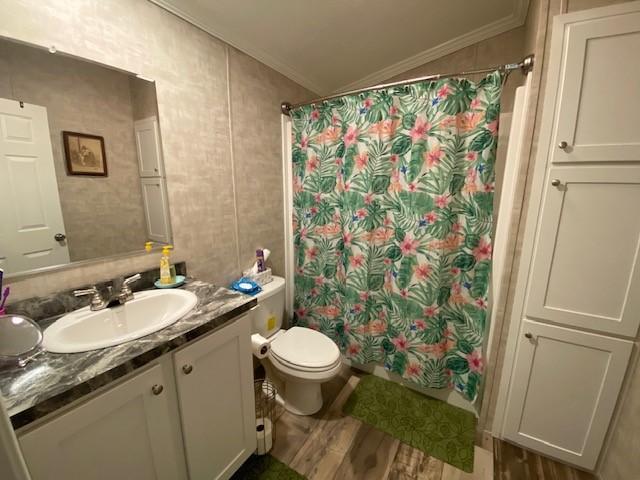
[116,273,141,304]
[73,273,142,311]
[73,286,109,311]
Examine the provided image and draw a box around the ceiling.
[150,0,529,95]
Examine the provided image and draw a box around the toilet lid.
[269,326,340,369]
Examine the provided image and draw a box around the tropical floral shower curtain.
[290,71,503,401]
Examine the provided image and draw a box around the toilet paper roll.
[251,333,270,359]
[256,417,273,455]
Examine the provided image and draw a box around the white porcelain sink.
[43,289,198,353]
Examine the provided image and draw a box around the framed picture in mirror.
[63,131,108,176]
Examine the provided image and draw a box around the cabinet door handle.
[182,364,193,375]
[551,179,562,187]
[558,141,569,150]
[524,332,533,339]
[151,384,164,395]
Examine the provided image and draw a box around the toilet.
[253,276,342,415]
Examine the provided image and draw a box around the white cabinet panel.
[528,167,640,337]
[18,364,186,480]
[504,320,632,470]
[135,116,164,177]
[141,177,171,244]
[174,314,256,480]
[552,12,640,163]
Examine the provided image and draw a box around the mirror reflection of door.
[0,98,70,272]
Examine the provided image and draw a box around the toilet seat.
[268,326,341,381]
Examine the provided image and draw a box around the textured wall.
[0,0,313,300]
[129,76,159,121]
[0,40,148,262]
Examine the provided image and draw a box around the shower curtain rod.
[281,54,534,115]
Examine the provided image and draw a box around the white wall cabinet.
[527,166,640,337]
[503,320,632,468]
[135,116,164,177]
[174,314,256,480]
[497,3,640,471]
[18,313,256,480]
[141,177,172,244]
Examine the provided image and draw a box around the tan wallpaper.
[129,77,159,121]
[0,0,313,301]
[0,40,148,262]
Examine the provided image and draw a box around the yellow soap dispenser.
[159,245,173,285]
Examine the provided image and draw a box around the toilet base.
[284,381,323,416]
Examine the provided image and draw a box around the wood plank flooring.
[269,366,597,480]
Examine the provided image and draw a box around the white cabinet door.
[0,98,70,273]
[141,177,171,243]
[18,364,186,480]
[527,166,640,337]
[552,11,640,163]
[503,320,632,470]
[174,314,256,480]
[135,116,164,177]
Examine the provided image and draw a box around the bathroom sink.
[43,289,198,353]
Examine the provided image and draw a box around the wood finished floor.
[269,366,597,480]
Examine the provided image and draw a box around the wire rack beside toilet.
[254,378,277,455]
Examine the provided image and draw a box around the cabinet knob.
[558,141,569,150]
[524,332,533,339]
[151,384,164,395]
[551,179,562,187]
[54,233,66,242]
[182,364,193,375]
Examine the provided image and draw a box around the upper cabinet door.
[135,116,164,177]
[528,166,640,337]
[552,11,640,163]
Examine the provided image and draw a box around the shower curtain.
[290,71,503,401]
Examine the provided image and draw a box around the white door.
[18,364,187,480]
[503,320,632,470]
[551,11,640,163]
[528,166,640,337]
[174,314,256,480]
[135,116,164,177]
[0,98,70,273]
[141,177,171,243]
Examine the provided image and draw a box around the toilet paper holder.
[254,378,277,455]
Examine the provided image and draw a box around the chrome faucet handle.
[118,273,141,304]
[123,273,142,286]
[74,286,108,311]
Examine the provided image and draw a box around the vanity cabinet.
[174,313,256,479]
[17,312,256,480]
[19,363,187,480]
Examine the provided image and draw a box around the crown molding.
[333,0,530,93]
[148,0,325,94]
[149,0,529,96]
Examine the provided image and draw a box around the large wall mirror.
[0,38,172,278]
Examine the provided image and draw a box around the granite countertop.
[0,279,256,429]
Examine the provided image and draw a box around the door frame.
[493,1,640,439]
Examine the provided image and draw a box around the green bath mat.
[231,454,306,480]
[343,375,476,472]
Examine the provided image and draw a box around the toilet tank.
[252,276,286,338]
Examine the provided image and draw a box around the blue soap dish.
[154,275,186,289]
